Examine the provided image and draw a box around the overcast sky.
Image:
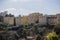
[0,0,60,16]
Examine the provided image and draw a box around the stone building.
[46,14,60,25]
[3,17,14,26]
[56,14,60,23]
[15,15,21,26]
[47,15,57,25]
[27,13,60,25]
[20,16,28,25]
[28,13,42,24]
[39,15,47,25]
[0,11,7,17]
[0,11,60,26]
[0,11,14,26]
[0,16,4,23]
[0,11,7,24]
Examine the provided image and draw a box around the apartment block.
[15,16,21,26]
[28,13,42,24]
[3,17,14,25]
[20,16,28,25]
[0,16,4,24]
[39,15,47,25]
[47,15,57,25]
[56,14,60,23]
[0,11,7,17]
[0,11,60,26]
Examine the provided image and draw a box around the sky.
[0,0,60,16]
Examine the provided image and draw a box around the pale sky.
[0,0,60,16]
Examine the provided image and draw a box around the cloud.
[6,8,20,16]
[0,8,33,16]
[10,0,31,2]
[0,8,19,16]
[11,0,45,3]
[0,7,42,16]
[6,8,16,12]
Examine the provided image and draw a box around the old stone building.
[0,11,60,26]
[56,14,60,23]
[47,15,57,25]
[39,15,47,25]
[46,14,60,25]
[0,11,7,17]
[20,16,28,25]
[0,16,4,23]
[3,17,14,26]
[15,15,21,26]
[19,13,60,25]
[28,13,42,24]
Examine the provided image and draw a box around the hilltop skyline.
[0,0,60,16]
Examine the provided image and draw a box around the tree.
[17,28,24,38]
[54,22,60,35]
[36,34,41,40]
[0,23,8,31]
[37,28,45,36]
[14,33,19,40]
[45,32,58,40]
[23,30,27,39]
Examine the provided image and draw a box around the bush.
[54,23,60,35]
[45,32,58,40]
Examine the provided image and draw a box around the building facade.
[0,16,4,24]
[39,15,47,25]
[15,16,21,26]
[20,16,28,25]
[47,15,57,25]
[0,11,60,26]
[56,14,60,24]
[28,13,42,24]
[0,11,7,17]
[3,17,14,26]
